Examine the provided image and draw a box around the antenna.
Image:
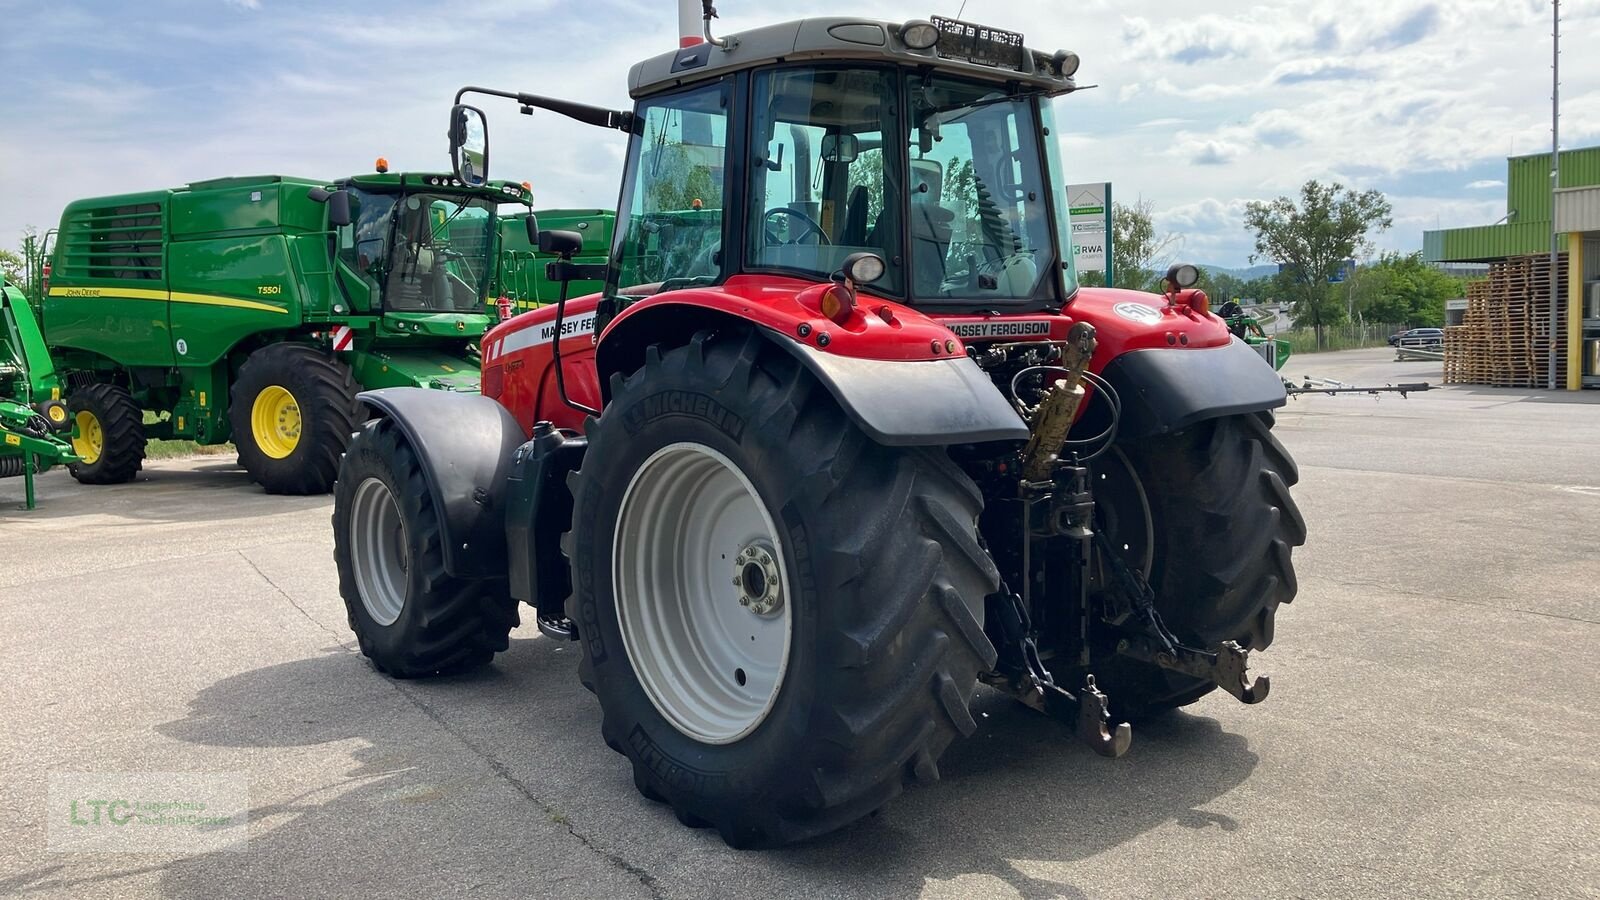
[956,1,969,17]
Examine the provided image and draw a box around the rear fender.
[1098,338,1287,437]
[595,300,1028,447]
[357,387,523,579]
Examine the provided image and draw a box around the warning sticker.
[944,319,1054,340]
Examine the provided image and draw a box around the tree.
[1243,181,1392,348]
[1198,268,1246,305]
[1106,198,1179,292]
[0,248,23,287]
[1348,252,1461,327]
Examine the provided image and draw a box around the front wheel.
[231,343,359,495]
[1084,411,1306,719]
[333,418,519,677]
[67,383,146,485]
[567,332,999,848]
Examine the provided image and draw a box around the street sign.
[1066,182,1112,283]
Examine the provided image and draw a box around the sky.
[2,0,1597,268]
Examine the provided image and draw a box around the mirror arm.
[454,85,633,133]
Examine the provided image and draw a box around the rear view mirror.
[538,230,584,258]
[524,214,540,245]
[309,186,353,227]
[327,190,352,227]
[820,134,859,164]
[909,158,944,201]
[449,104,489,186]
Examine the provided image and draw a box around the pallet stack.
[1442,253,1568,387]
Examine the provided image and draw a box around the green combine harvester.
[492,208,612,312]
[1,277,77,509]
[32,169,604,494]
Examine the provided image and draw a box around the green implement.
[1218,301,1291,371]
[1,278,77,509]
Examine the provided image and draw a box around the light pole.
[1549,0,1561,389]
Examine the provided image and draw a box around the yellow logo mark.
[4,434,20,446]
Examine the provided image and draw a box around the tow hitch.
[1096,530,1270,706]
[982,591,1133,758]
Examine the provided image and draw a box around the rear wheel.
[1083,411,1306,719]
[333,418,519,677]
[231,343,358,495]
[567,332,999,848]
[67,383,145,485]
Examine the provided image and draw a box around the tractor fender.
[357,387,524,579]
[596,303,1028,447]
[1097,337,1287,438]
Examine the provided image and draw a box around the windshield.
[907,76,1057,301]
[740,67,1062,303]
[339,189,496,313]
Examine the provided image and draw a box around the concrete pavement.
[2,347,1596,898]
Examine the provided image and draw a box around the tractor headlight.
[1053,50,1081,78]
[902,20,939,50]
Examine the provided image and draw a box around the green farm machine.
[32,169,593,494]
[1,278,76,509]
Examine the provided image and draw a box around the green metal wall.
[1426,147,1600,263]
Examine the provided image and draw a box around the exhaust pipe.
[678,0,734,50]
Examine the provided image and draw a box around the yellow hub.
[72,410,103,466]
[251,385,302,459]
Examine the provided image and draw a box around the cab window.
[612,82,730,293]
[745,67,903,294]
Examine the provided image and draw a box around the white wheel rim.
[350,477,408,626]
[613,442,793,744]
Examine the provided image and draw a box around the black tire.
[566,331,1000,848]
[1087,411,1306,719]
[66,383,146,485]
[333,417,519,677]
[230,343,359,495]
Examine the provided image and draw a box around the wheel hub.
[733,542,783,616]
[612,442,794,745]
[251,385,302,459]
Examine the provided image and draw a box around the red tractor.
[332,5,1304,848]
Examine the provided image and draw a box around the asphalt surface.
[2,347,1596,899]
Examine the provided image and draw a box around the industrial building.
[1424,146,1600,389]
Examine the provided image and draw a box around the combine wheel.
[1085,411,1306,719]
[567,331,999,848]
[231,343,359,495]
[67,383,146,485]
[333,418,519,677]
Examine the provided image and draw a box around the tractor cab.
[333,172,530,336]
[450,14,1084,321]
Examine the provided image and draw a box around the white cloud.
[1466,180,1507,189]
[2,0,1595,269]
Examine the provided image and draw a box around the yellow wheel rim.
[251,385,302,459]
[72,410,103,465]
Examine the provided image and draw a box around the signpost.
[1067,182,1113,286]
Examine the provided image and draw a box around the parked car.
[1389,327,1444,348]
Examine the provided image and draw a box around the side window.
[338,189,397,285]
[613,83,729,291]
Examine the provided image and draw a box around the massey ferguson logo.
[945,319,1053,340]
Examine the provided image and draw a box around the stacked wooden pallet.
[1441,253,1567,387]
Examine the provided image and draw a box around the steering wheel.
[762,207,831,246]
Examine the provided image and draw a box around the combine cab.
[333,4,1304,847]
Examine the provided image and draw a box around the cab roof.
[629,16,1078,98]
